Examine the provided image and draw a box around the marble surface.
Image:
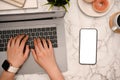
[1,0,120,80]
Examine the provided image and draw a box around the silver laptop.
[0,11,67,74]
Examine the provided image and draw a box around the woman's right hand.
[31,38,64,80]
[31,38,57,72]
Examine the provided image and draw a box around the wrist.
[3,71,15,76]
[46,66,64,80]
[2,60,19,74]
[46,65,60,74]
[8,59,20,68]
[0,71,15,80]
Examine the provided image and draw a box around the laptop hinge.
[0,17,59,23]
[0,11,65,22]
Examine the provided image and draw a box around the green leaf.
[55,0,57,3]
[48,4,54,10]
[62,5,68,12]
[66,0,70,7]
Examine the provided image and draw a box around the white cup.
[112,13,120,31]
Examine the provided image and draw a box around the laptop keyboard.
[0,27,58,51]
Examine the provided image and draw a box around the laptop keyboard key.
[0,44,4,47]
[0,48,4,51]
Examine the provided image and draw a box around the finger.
[15,35,25,47]
[36,38,43,50]
[47,39,53,49]
[34,38,40,54]
[24,45,30,59]
[20,35,29,51]
[41,38,48,49]
[31,49,38,62]
[14,35,19,43]
[11,36,17,47]
[7,37,12,49]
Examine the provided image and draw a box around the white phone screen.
[79,28,97,64]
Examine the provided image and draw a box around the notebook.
[2,0,26,7]
[0,0,38,10]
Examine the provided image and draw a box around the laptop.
[0,11,67,74]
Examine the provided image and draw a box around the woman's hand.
[31,38,57,72]
[31,38,64,80]
[7,35,30,68]
[0,35,30,80]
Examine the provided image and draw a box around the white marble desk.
[1,0,120,80]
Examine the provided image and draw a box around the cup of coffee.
[111,13,120,31]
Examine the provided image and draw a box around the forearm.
[0,71,15,80]
[46,66,64,80]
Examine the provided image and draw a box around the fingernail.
[34,38,36,41]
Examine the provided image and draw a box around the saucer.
[78,0,114,17]
[109,12,120,33]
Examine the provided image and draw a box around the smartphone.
[79,28,97,65]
